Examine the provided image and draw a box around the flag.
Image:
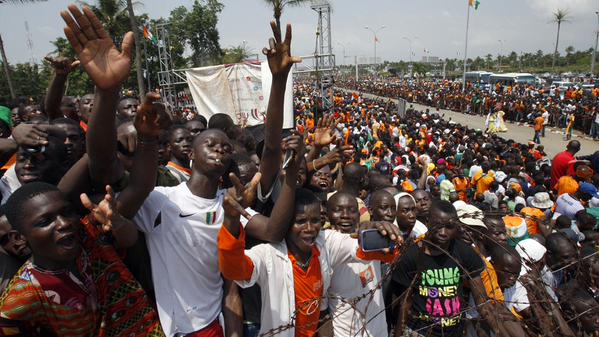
[143,25,158,45]
[205,211,217,225]
[469,0,480,10]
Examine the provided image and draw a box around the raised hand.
[80,185,117,233]
[134,92,172,140]
[314,114,339,147]
[263,21,302,79]
[44,55,80,76]
[60,4,133,90]
[320,148,342,166]
[12,124,64,147]
[229,172,262,209]
[282,133,305,170]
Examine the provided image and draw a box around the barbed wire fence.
[256,210,596,337]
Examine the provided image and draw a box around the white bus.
[489,73,536,86]
[465,71,493,84]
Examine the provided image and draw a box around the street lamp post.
[337,42,348,65]
[403,37,413,78]
[402,37,413,63]
[498,39,505,71]
[591,11,599,76]
[365,25,386,66]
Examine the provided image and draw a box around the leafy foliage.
[170,0,224,67]
[262,0,309,27]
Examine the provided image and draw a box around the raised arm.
[259,21,301,194]
[245,134,304,242]
[306,115,338,173]
[58,154,92,205]
[222,279,243,337]
[117,92,171,218]
[218,174,261,281]
[60,4,134,186]
[417,164,428,190]
[43,56,80,120]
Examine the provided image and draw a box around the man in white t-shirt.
[133,130,235,336]
[541,110,550,137]
[134,129,289,336]
[325,192,388,337]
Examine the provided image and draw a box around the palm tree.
[262,0,310,28]
[125,0,145,98]
[551,9,570,70]
[79,0,130,37]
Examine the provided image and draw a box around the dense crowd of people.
[1,4,599,337]
[339,78,599,140]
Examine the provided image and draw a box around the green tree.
[551,9,570,70]
[484,54,493,68]
[222,44,253,64]
[170,0,224,67]
[80,0,131,39]
[564,45,575,65]
[262,0,310,28]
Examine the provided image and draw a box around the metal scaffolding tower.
[157,23,181,109]
[311,2,334,72]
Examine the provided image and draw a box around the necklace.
[295,253,312,270]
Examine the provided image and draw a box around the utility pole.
[355,55,358,81]
[497,39,504,72]
[462,1,471,92]
[591,11,599,76]
[364,25,386,66]
[0,33,16,99]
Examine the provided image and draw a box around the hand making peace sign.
[263,20,302,79]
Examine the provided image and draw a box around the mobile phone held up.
[359,229,394,253]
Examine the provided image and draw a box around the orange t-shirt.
[555,176,579,196]
[453,177,470,201]
[534,117,544,132]
[290,247,323,337]
[306,118,315,132]
[476,173,495,195]
[481,259,504,302]
[401,180,415,193]
[520,207,545,236]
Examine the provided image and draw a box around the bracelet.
[312,159,318,170]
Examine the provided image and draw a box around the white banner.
[185,62,294,128]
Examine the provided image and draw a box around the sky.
[0,0,597,66]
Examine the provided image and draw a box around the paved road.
[339,89,598,158]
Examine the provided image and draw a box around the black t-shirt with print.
[391,239,484,337]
